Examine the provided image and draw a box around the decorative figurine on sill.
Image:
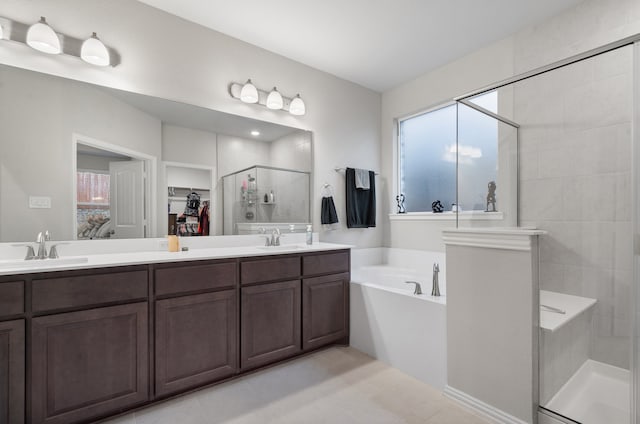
[432,200,444,213]
[396,194,406,214]
[486,181,497,212]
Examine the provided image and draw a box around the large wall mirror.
[0,64,312,243]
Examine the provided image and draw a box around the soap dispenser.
[306,225,313,245]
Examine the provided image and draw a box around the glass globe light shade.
[266,87,283,110]
[81,32,110,66]
[240,79,259,103]
[289,94,306,116]
[26,17,61,54]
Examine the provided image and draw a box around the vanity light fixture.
[266,87,283,110]
[1,15,119,66]
[289,94,306,116]
[26,16,61,54]
[80,32,110,66]
[229,80,306,116]
[240,79,259,103]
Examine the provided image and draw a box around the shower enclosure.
[221,165,311,235]
[453,37,640,424]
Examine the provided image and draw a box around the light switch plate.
[29,196,52,209]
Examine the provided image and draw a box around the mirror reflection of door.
[109,160,146,239]
[76,142,149,240]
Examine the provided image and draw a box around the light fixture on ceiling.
[240,79,259,103]
[81,32,110,66]
[229,80,306,116]
[266,87,283,110]
[289,94,306,116]
[251,130,260,136]
[26,16,61,54]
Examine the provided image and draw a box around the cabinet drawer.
[303,251,349,276]
[0,281,24,317]
[155,261,236,297]
[240,256,300,285]
[32,269,148,313]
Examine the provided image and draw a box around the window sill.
[388,211,504,221]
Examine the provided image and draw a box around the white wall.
[0,64,161,242]
[269,131,312,171]
[382,0,640,252]
[0,0,382,248]
[161,124,217,168]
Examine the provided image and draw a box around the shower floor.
[545,359,629,424]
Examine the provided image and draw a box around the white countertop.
[0,242,351,276]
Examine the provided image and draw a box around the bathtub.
[350,248,447,390]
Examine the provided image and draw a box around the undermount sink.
[255,245,304,251]
[0,257,89,270]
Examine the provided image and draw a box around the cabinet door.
[0,320,24,424]
[241,280,301,370]
[302,273,349,351]
[155,290,237,397]
[31,303,148,424]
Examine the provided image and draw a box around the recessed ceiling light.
[251,130,260,136]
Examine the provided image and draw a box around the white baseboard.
[443,385,530,424]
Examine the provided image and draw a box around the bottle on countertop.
[306,225,313,245]
[269,190,275,203]
[264,193,269,203]
[168,225,180,252]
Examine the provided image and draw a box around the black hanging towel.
[346,168,376,228]
[321,196,339,224]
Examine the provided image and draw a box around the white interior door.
[109,160,145,239]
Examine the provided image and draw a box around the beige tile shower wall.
[517,46,633,369]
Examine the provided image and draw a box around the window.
[398,91,498,213]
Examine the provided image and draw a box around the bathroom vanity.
[0,245,350,424]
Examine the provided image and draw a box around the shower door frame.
[454,33,640,424]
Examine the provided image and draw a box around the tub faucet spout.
[432,263,441,296]
[405,281,422,295]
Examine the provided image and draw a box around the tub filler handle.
[405,281,422,295]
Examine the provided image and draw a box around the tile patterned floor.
[103,347,490,424]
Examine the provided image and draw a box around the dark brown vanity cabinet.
[29,267,149,424]
[3,248,350,423]
[241,279,301,369]
[154,261,238,397]
[31,302,149,424]
[0,319,25,424]
[302,251,350,351]
[302,272,350,350]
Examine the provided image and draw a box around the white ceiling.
[138,0,583,92]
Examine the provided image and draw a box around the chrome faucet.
[271,228,281,246]
[36,231,50,259]
[405,281,422,295]
[432,263,441,296]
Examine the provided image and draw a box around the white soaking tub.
[350,248,447,390]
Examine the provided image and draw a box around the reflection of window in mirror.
[76,170,111,240]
